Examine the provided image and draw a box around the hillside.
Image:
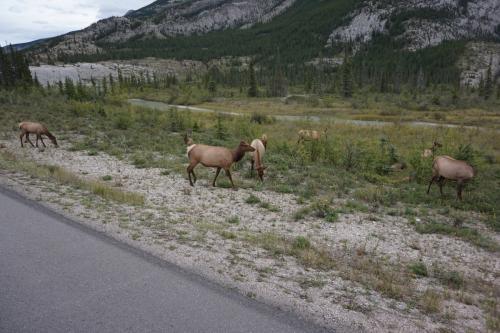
[24,0,500,89]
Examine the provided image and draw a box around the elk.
[427,155,475,201]
[186,139,255,188]
[19,122,58,148]
[422,141,442,158]
[250,134,267,181]
[297,128,327,144]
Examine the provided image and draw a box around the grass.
[415,221,499,252]
[0,150,144,206]
[245,232,334,270]
[408,261,428,277]
[419,289,443,314]
[245,194,261,204]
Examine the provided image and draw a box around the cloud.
[0,0,152,44]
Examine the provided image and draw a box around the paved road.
[0,187,327,333]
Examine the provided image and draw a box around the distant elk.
[422,141,442,158]
[427,155,475,201]
[250,134,268,181]
[19,122,58,148]
[297,128,328,144]
[185,135,255,188]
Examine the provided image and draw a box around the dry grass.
[0,150,144,206]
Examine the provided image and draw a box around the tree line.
[0,45,32,89]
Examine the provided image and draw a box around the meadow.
[1,86,499,236]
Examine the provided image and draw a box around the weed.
[419,289,442,314]
[293,236,311,250]
[226,216,240,225]
[220,230,237,239]
[245,194,261,204]
[408,261,428,277]
[102,175,112,181]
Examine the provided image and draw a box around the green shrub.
[293,236,311,250]
[409,261,428,277]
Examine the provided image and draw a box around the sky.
[0,0,153,45]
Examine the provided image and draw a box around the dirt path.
[1,139,498,332]
[128,98,498,132]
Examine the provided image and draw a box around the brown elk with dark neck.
[427,155,475,201]
[19,122,58,148]
[186,138,255,188]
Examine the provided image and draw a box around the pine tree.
[268,48,287,97]
[208,80,216,95]
[484,59,493,100]
[341,52,353,98]
[64,78,76,99]
[247,61,258,97]
[102,77,108,95]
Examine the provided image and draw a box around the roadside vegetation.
[1,73,499,331]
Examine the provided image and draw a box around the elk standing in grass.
[427,155,475,201]
[185,136,255,188]
[250,134,268,181]
[422,141,442,158]
[297,128,327,144]
[19,122,58,148]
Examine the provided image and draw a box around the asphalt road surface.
[0,186,328,333]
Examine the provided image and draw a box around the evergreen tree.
[247,61,258,97]
[102,77,108,95]
[64,78,76,99]
[58,80,64,95]
[484,60,493,100]
[208,80,216,95]
[341,52,353,98]
[267,48,287,97]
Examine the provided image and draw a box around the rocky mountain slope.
[28,0,296,61]
[328,0,500,51]
[24,0,500,88]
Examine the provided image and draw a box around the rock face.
[29,0,296,61]
[327,0,500,51]
[458,42,500,88]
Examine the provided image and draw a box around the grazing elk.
[250,134,268,181]
[427,155,475,201]
[19,122,58,148]
[186,138,255,188]
[422,141,442,158]
[297,128,327,144]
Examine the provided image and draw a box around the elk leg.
[19,132,24,147]
[225,169,235,188]
[250,160,254,176]
[187,162,198,186]
[427,176,438,194]
[24,133,29,143]
[191,169,197,183]
[438,177,445,197]
[25,133,35,147]
[212,167,221,187]
[39,135,46,147]
[456,180,464,201]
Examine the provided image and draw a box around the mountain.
[26,0,297,62]
[24,0,500,88]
